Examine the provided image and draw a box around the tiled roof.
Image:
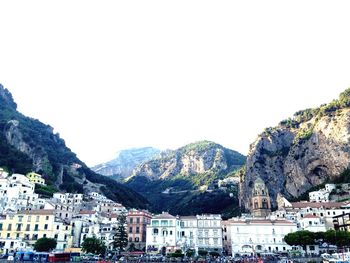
[180,216,197,220]
[303,214,320,219]
[290,201,346,209]
[20,209,55,215]
[153,212,176,219]
[79,210,97,215]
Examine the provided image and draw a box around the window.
[6,233,10,238]
[135,237,139,242]
[18,216,23,222]
[34,224,39,231]
[130,218,133,224]
[136,227,140,234]
[153,228,158,235]
[36,216,40,222]
[54,234,58,239]
[0,223,2,231]
[7,224,12,231]
[56,225,59,230]
[16,233,20,238]
[170,231,173,235]
[44,224,48,230]
[33,234,38,240]
[43,234,47,238]
[136,217,140,224]
[129,227,133,233]
[26,224,30,231]
[46,216,49,220]
[213,238,218,245]
[16,224,22,231]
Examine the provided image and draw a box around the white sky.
[1,0,350,166]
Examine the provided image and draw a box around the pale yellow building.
[0,210,72,250]
[26,172,46,185]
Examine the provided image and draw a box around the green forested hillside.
[0,84,148,209]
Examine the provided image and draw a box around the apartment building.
[0,210,72,250]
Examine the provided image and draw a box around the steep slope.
[0,84,148,209]
[92,147,160,180]
[241,88,350,210]
[125,141,245,216]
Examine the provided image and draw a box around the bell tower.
[251,177,271,217]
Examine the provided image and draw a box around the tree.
[34,238,57,252]
[284,231,316,252]
[81,237,106,255]
[113,212,128,253]
[324,230,350,247]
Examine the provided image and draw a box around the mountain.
[240,88,350,210]
[0,84,148,209]
[92,147,160,180]
[125,141,246,217]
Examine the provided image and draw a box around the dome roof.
[254,177,265,187]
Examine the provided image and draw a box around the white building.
[53,193,83,206]
[325,184,336,193]
[0,238,27,254]
[146,213,223,255]
[309,190,330,203]
[0,173,38,212]
[178,216,198,252]
[196,214,223,254]
[230,218,297,257]
[146,212,178,254]
[298,214,327,232]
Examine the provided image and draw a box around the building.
[196,214,223,254]
[0,238,27,254]
[1,210,72,250]
[222,220,232,256]
[146,212,178,254]
[251,177,271,217]
[298,214,327,232]
[127,209,152,250]
[230,218,297,257]
[53,193,83,207]
[178,216,198,253]
[0,173,38,212]
[26,172,46,185]
[309,190,330,203]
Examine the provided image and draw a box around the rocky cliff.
[125,141,245,217]
[241,88,350,210]
[92,147,160,180]
[128,141,245,183]
[0,84,148,208]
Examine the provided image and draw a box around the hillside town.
[1,167,350,261]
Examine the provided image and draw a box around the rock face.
[241,89,350,210]
[129,141,246,182]
[92,147,160,180]
[0,84,148,209]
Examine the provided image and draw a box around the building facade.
[127,209,152,250]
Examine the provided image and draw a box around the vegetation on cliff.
[0,84,148,209]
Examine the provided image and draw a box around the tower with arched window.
[251,177,271,217]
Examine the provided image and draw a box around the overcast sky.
[1,1,350,166]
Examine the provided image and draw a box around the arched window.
[254,201,259,209]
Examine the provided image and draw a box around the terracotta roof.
[180,216,197,220]
[230,219,294,225]
[153,212,176,219]
[79,210,97,215]
[303,214,320,219]
[290,201,346,209]
[20,209,55,215]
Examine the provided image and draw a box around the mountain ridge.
[240,88,350,210]
[92,147,160,180]
[0,84,148,209]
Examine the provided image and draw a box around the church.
[229,177,297,257]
